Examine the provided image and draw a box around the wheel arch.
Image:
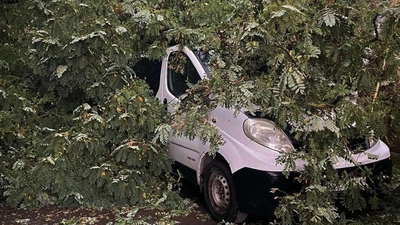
[198,148,238,193]
[196,125,248,192]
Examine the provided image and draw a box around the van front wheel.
[203,161,247,223]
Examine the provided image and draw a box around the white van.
[134,45,392,223]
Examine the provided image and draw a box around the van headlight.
[243,118,294,152]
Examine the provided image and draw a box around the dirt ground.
[0,180,219,225]
[0,203,218,225]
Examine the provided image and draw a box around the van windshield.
[193,50,213,75]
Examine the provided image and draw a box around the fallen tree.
[1,1,400,224]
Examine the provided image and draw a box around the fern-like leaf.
[321,8,336,27]
[153,123,172,145]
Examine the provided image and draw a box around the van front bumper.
[232,157,392,216]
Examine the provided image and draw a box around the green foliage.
[145,0,400,224]
[0,0,178,209]
[2,77,178,207]
[1,0,400,224]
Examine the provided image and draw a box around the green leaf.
[322,8,336,27]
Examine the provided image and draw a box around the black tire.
[203,160,247,223]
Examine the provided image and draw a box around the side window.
[133,58,162,95]
[167,52,201,97]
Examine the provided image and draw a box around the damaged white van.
[134,45,392,223]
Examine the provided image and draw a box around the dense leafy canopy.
[0,0,180,209]
[1,0,400,224]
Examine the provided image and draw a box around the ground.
[0,203,217,225]
[0,180,219,225]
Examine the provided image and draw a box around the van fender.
[196,130,246,191]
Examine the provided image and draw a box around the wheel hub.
[209,172,230,213]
